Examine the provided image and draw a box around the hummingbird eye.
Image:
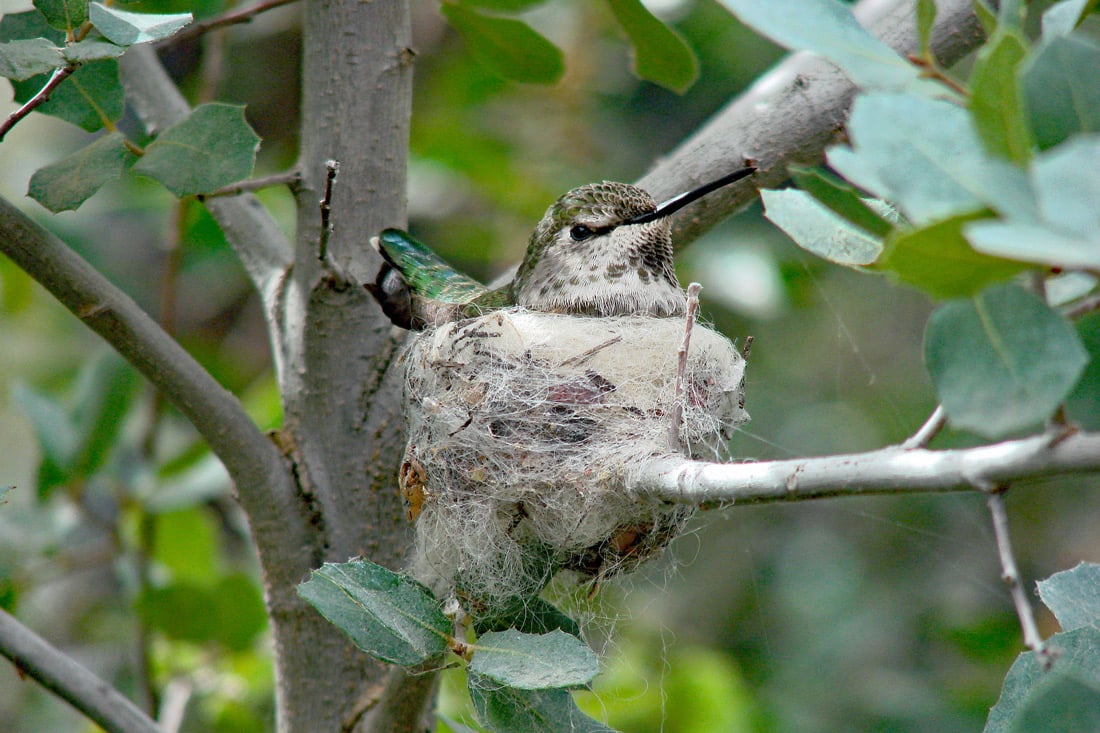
[569,224,596,242]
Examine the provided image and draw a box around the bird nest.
[399,308,748,608]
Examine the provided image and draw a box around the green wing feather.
[375,228,489,304]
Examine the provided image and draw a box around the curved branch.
[628,430,1100,505]
[637,0,985,249]
[0,195,307,574]
[0,609,163,733]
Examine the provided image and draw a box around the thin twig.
[901,405,947,450]
[166,0,300,46]
[199,169,302,199]
[986,489,1056,667]
[1063,292,1100,320]
[0,65,76,142]
[0,609,164,733]
[670,283,702,451]
[319,160,340,263]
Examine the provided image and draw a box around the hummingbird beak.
[623,166,757,226]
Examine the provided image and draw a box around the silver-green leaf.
[28,132,134,212]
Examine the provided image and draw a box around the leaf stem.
[901,405,947,449]
[0,64,77,142]
[199,169,302,199]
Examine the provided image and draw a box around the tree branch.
[0,195,307,580]
[628,430,1100,505]
[638,0,985,249]
[167,0,299,46]
[0,609,164,733]
[0,65,76,142]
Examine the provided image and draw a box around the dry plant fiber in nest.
[399,308,749,609]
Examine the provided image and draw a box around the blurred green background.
[1,0,1098,731]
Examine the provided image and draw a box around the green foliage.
[12,59,124,131]
[440,4,564,85]
[969,29,1032,164]
[1020,35,1100,150]
[132,103,259,197]
[33,0,87,33]
[759,187,884,266]
[87,3,192,46]
[1066,313,1100,430]
[720,0,941,94]
[468,672,618,733]
[924,284,1088,437]
[984,564,1100,732]
[472,596,582,638]
[28,132,135,212]
[297,560,452,666]
[605,0,699,93]
[469,629,598,689]
[0,38,64,81]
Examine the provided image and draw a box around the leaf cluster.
[725,0,1100,439]
[298,560,615,732]
[1,2,260,211]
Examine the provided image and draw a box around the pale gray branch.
[0,609,164,733]
[628,431,1100,505]
[986,491,1051,662]
[119,45,293,296]
[639,0,985,249]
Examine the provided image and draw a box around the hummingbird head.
[512,167,757,317]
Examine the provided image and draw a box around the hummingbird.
[368,166,756,330]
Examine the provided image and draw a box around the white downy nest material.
[400,308,748,607]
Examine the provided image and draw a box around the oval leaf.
[719,0,939,95]
[1036,562,1100,632]
[969,29,1033,164]
[0,39,64,81]
[877,212,1028,298]
[761,187,884,267]
[1021,34,1100,150]
[132,103,259,197]
[33,0,87,33]
[11,58,124,131]
[986,627,1100,733]
[296,560,450,666]
[470,629,598,690]
[605,0,698,93]
[29,132,135,212]
[441,3,563,84]
[924,283,1088,437]
[469,672,618,733]
[88,2,192,46]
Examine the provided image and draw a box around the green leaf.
[154,508,219,583]
[472,596,582,639]
[470,629,598,690]
[924,283,1089,437]
[88,3,192,45]
[974,0,998,34]
[985,627,1100,732]
[69,351,140,476]
[11,58,124,131]
[605,0,699,93]
[1066,313,1100,430]
[832,93,1036,225]
[441,4,563,84]
[137,582,220,644]
[12,382,77,497]
[877,212,1029,299]
[760,187,884,267]
[916,0,936,56]
[965,136,1100,270]
[1021,34,1100,150]
[456,0,549,10]
[1041,0,1091,40]
[28,132,135,212]
[998,0,1025,28]
[1037,562,1100,632]
[789,166,894,238]
[62,35,126,63]
[132,103,259,197]
[0,39,64,80]
[211,572,268,651]
[969,29,1033,164]
[33,0,87,33]
[0,10,64,44]
[469,672,618,733]
[1008,674,1100,733]
[297,560,450,666]
[718,0,940,95]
